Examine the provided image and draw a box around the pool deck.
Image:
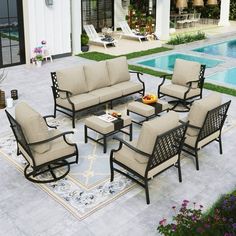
[129,32,236,88]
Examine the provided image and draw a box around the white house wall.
[24,0,71,60]
[114,0,129,29]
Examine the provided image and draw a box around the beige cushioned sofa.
[51,56,145,128]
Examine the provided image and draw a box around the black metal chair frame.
[181,100,231,170]
[5,110,79,184]
[51,71,145,128]
[84,123,133,153]
[110,123,187,204]
[158,65,206,112]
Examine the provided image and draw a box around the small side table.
[127,99,170,125]
[84,112,132,153]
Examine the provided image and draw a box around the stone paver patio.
[0,39,236,235]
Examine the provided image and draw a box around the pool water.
[207,68,236,88]
[137,53,222,71]
[194,39,236,58]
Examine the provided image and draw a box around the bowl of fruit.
[142,94,157,104]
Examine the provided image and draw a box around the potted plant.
[34,46,44,67]
[81,33,89,52]
[35,54,43,67]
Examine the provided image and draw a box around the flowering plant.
[34,46,42,54]
[157,196,236,236]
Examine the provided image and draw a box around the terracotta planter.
[0,90,6,109]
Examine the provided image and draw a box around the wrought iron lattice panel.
[149,124,186,170]
[199,101,230,141]
[51,72,60,98]
[199,65,206,88]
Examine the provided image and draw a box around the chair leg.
[110,161,114,182]
[177,160,182,182]
[72,111,75,128]
[219,136,223,154]
[145,180,150,204]
[54,105,57,118]
[195,150,199,171]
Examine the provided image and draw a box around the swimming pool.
[207,68,236,88]
[194,39,236,58]
[137,53,222,72]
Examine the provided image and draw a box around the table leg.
[103,135,107,153]
[129,124,133,141]
[84,126,88,143]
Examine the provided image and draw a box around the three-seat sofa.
[51,56,145,127]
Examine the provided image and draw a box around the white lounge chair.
[84,24,117,49]
[119,21,147,43]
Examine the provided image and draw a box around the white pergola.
[155,0,232,40]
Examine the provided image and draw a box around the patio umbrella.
[192,0,204,6]
[176,0,188,8]
[207,0,218,5]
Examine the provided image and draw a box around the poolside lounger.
[84,24,117,49]
[119,21,148,43]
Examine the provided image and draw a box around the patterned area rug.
[1,101,236,220]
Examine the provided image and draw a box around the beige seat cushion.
[185,131,220,149]
[160,84,201,99]
[19,130,76,166]
[106,57,130,85]
[56,66,88,98]
[187,93,222,136]
[15,102,50,154]
[84,61,110,91]
[56,93,99,111]
[89,87,122,103]
[172,59,201,89]
[114,141,178,178]
[85,114,131,134]
[136,111,179,164]
[111,81,143,96]
[127,101,155,117]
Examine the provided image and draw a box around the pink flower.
[159,218,167,226]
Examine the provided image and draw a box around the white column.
[218,0,231,26]
[155,0,170,40]
[71,0,82,54]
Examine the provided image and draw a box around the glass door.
[0,0,25,68]
[82,0,114,32]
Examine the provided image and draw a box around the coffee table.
[84,111,132,153]
[127,98,170,125]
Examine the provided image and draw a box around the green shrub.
[81,33,89,46]
[167,31,206,45]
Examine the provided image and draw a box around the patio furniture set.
[5,57,231,204]
[171,13,201,28]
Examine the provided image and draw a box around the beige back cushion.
[135,111,179,163]
[106,57,130,85]
[187,93,222,136]
[172,59,201,89]
[56,66,88,98]
[84,61,110,91]
[15,102,50,154]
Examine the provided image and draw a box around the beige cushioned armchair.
[5,102,79,183]
[181,93,231,170]
[110,111,187,204]
[158,59,206,111]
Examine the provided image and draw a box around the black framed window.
[82,0,114,32]
[0,0,25,68]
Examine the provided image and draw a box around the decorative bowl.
[142,94,157,104]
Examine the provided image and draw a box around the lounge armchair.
[5,102,79,183]
[110,112,187,204]
[181,93,231,170]
[84,24,117,49]
[158,58,206,112]
[119,21,148,43]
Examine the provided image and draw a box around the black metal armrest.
[159,74,172,86]
[129,70,143,76]
[113,136,151,158]
[179,120,200,130]
[28,131,74,146]
[57,88,72,97]
[43,115,57,129]
[186,79,201,88]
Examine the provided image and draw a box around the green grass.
[77,51,236,97]
[78,47,170,61]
